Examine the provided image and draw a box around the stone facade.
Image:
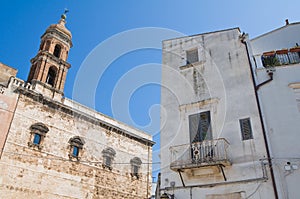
[0,14,153,199]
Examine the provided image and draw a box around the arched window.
[46,66,57,86]
[28,123,49,150]
[68,136,85,160]
[53,44,62,58]
[102,147,116,170]
[130,157,142,179]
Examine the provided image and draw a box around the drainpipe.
[256,70,274,90]
[241,36,279,199]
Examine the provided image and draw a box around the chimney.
[285,19,289,25]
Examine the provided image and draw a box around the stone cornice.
[41,28,72,47]
[30,51,71,69]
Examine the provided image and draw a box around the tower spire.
[27,12,73,97]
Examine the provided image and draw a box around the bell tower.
[28,11,72,94]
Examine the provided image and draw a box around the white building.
[160,28,276,198]
[249,20,300,199]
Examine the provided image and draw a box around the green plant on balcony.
[262,55,280,68]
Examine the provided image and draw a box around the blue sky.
[1,0,300,178]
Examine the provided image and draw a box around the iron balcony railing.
[170,138,230,170]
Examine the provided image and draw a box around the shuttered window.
[189,111,212,143]
[186,49,199,64]
[239,118,253,140]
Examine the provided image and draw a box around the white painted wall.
[160,29,275,198]
[250,23,300,198]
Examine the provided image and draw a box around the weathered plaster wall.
[160,29,274,198]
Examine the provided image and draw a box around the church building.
[0,13,154,199]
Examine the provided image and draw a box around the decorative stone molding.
[130,157,142,179]
[68,136,85,161]
[102,147,116,170]
[28,123,49,151]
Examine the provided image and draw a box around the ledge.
[14,84,155,147]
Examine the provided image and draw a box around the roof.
[251,22,300,41]
[163,27,241,42]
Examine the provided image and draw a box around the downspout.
[241,37,279,199]
[256,71,273,90]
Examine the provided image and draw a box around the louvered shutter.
[239,118,253,140]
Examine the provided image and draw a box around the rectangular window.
[186,49,199,64]
[133,165,139,176]
[105,157,112,167]
[33,134,41,145]
[239,118,253,140]
[72,146,79,157]
[189,111,212,143]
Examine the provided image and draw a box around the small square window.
[239,118,253,140]
[186,49,199,64]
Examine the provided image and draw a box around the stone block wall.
[0,91,152,198]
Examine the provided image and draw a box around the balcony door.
[189,111,212,143]
[189,111,212,162]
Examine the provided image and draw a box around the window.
[186,49,199,64]
[28,123,49,150]
[130,157,142,179]
[33,134,41,145]
[46,66,57,86]
[53,44,62,58]
[102,147,116,170]
[189,111,212,144]
[239,118,253,140]
[68,136,85,160]
[72,146,79,157]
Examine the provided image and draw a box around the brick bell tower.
[27,11,72,97]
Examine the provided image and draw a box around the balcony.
[170,138,230,171]
[262,47,300,68]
